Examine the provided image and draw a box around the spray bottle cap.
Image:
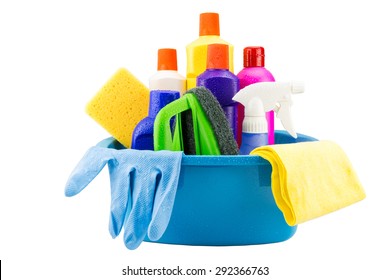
[242,97,268,133]
[157,48,178,71]
[199,12,220,36]
[243,46,265,67]
[207,44,229,69]
[232,81,304,138]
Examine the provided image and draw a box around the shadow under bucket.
[98,130,317,246]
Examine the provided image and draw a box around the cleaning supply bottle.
[149,48,186,95]
[236,46,275,146]
[197,43,239,141]
[233,81,305,150]
[131,90,180,150]
[186,12,234,90]
[238,97,268,155]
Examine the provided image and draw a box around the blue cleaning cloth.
[65,146,183,250]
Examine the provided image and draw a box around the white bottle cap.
[242,97,268,133]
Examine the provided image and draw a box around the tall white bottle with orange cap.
[149,48,186,95]
[186,12,234,90]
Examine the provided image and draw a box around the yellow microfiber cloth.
[251,140,366,226]
[86,68,149,148]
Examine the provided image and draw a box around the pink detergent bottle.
[236,46,275,145]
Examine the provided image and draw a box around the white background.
[1,0,388,279]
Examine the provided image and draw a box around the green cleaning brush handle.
[153,94,221,155]
[154,96,190,152]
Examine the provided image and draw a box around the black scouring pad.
[181,87,239,155]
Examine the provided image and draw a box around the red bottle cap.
[157,48,178,71]
[207,44,229,69]
[243,46,265,67]
[199,12,220,36]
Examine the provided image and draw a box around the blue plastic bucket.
[98,130,316,246]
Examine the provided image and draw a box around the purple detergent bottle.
[236,46,275,145]
[196,43,239,142]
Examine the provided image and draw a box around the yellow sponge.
[86,68,149,148]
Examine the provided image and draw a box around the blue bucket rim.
[96,130,317,167]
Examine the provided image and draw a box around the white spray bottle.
[232,81,304,154]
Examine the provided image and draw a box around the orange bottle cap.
[157,48,178,71]
[199,12,220,36]
[207,44,229,69]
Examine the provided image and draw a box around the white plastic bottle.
[149,48,186,95]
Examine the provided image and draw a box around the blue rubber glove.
[65,146,183,250]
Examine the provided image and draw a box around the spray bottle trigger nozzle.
[232,81,303,140]
[277,101,297,138]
